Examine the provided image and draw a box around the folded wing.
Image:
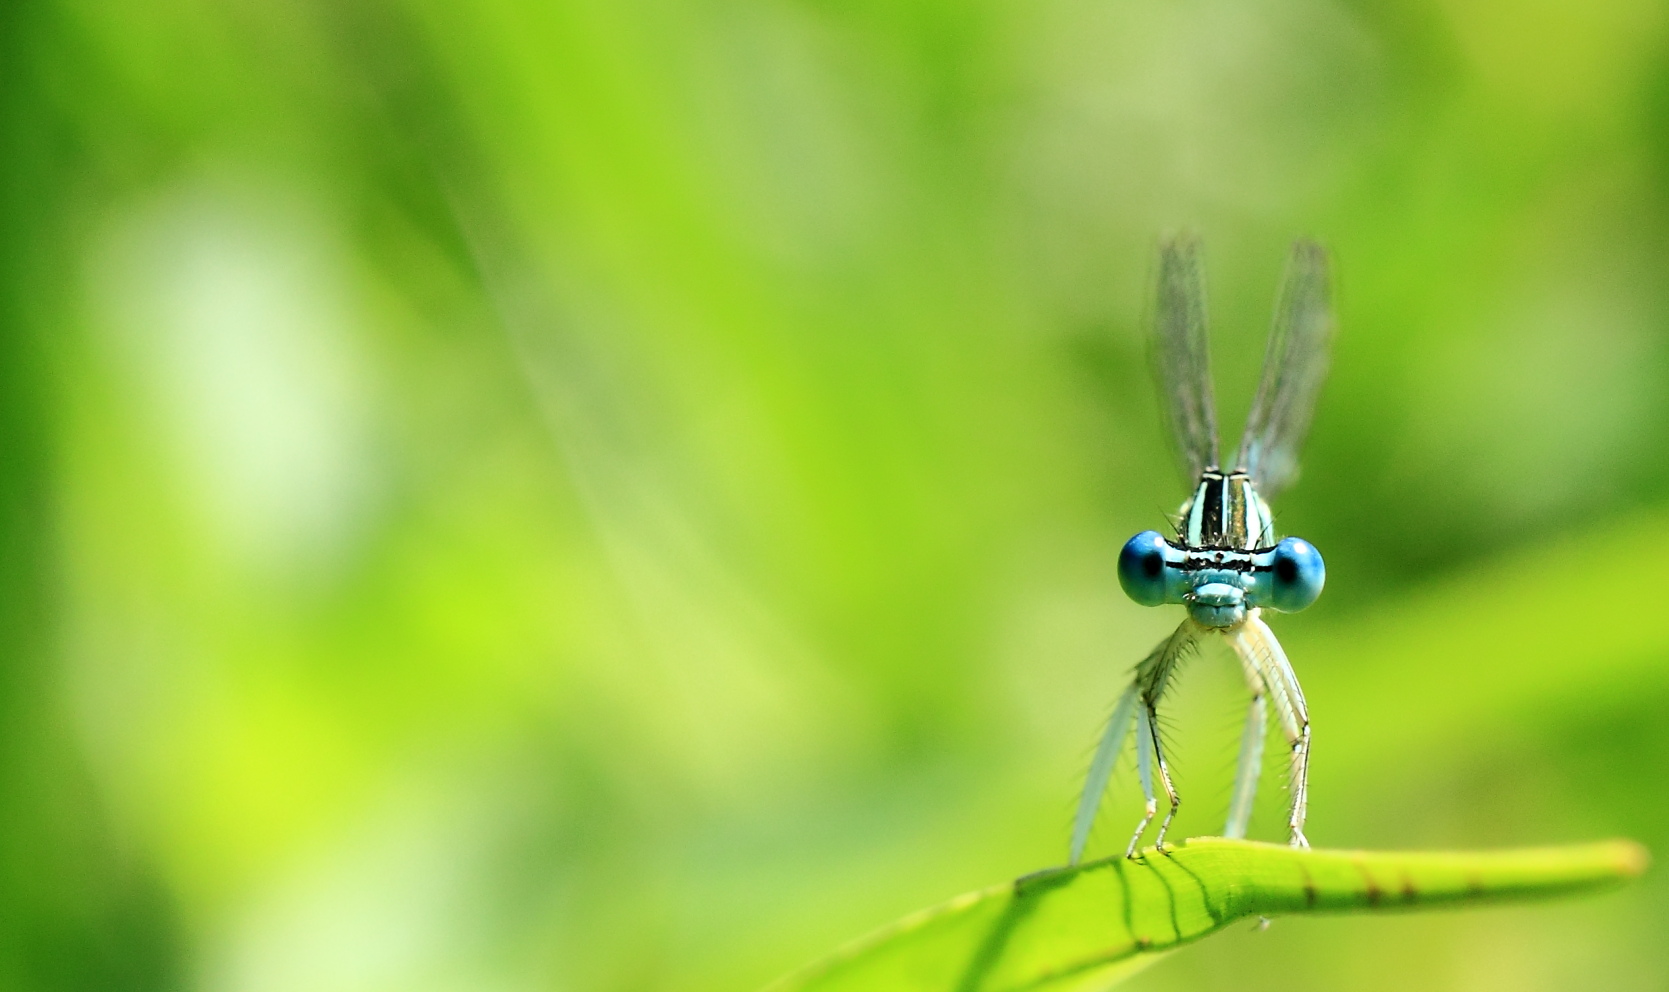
[1153,236,1220,484]
[1234,240,1335,502]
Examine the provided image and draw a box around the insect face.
[1115,533,1325,627]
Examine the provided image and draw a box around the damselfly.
[1069,237,1335,864]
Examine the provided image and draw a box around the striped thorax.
[1182,469,1273,551]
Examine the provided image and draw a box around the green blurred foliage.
[1,0,1666,989]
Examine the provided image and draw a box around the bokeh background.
[2,0,1667,990]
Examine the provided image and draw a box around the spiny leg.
[1070,619,1195,861]
[1231,613,1311,847]
[1287,722,1311,848]
[1224,692,1266,839]
[1225,636,1269,839]
[1147,700,1183,847]
[1262,630,1311,849]
[1125,704,1159,857]
[1069,685,1138,865]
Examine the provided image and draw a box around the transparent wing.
[1152,236,1220,483]
[1233,240,1335,501]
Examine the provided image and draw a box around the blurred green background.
[2,0,1667,989]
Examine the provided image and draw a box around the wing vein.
[1233,240,1335,500]
[1152,236,1220,483]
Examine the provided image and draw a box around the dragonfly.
[1069,237,1335,865]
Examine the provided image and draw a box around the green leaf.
[766,837,1648,992]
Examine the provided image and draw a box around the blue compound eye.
[1117,530,1170,607]
[1268,537,1325,612]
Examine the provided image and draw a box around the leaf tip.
[1610,839,1651,879]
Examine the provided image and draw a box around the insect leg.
[1224,638,1268,839]
[1224,692,1266,839]
[1125,704,1159,857]
[1069,684,1138,865]
[1288,721,1312,849]
[1148,698,1183,847]
[1231,613,1311,847]
[1064,620,1197,862]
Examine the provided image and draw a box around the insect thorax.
[1179,470,1274,551]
